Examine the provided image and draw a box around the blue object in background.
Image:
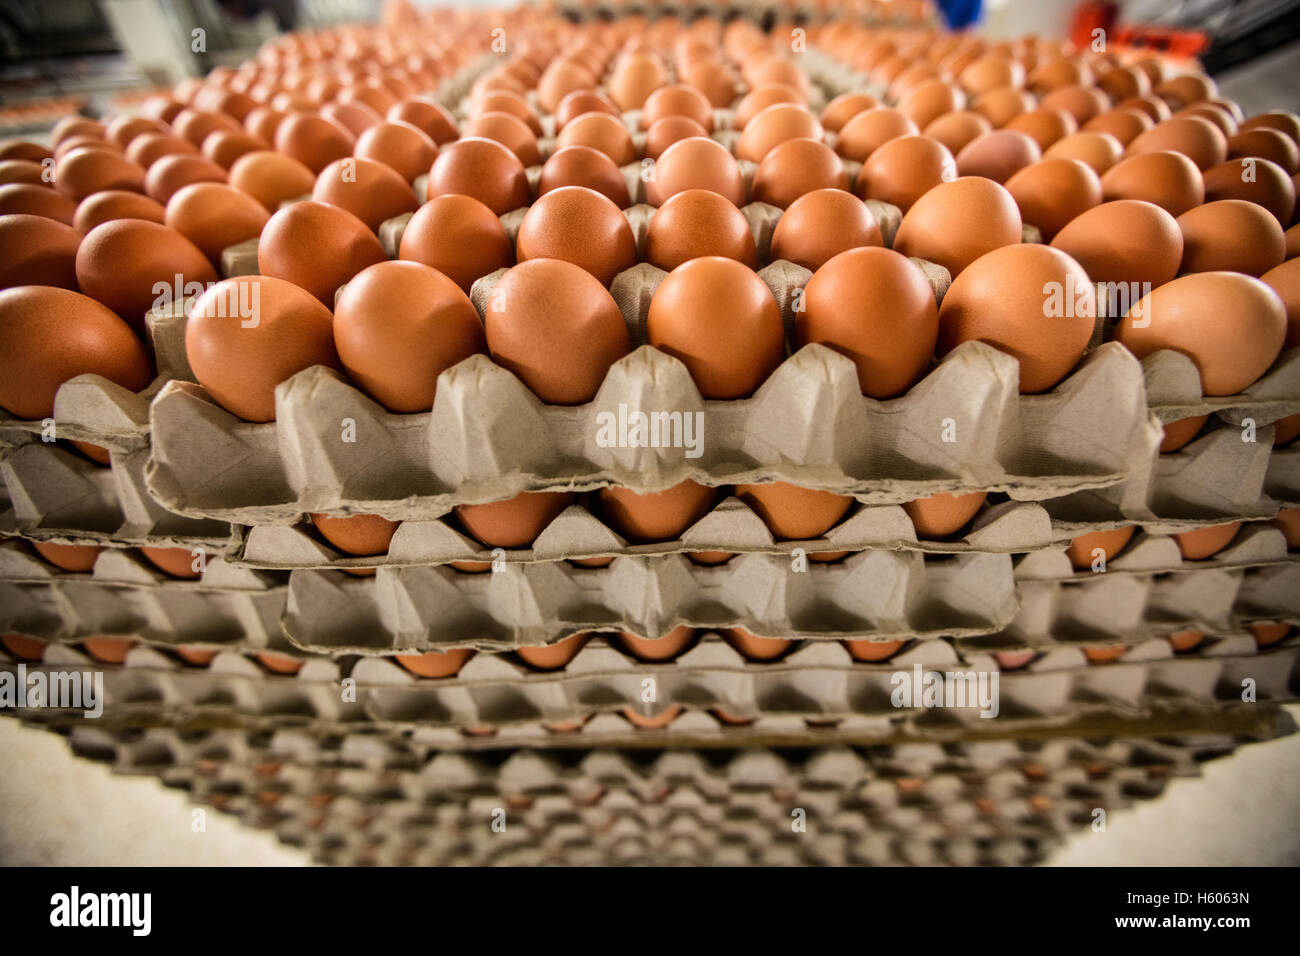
[937,0,984,30]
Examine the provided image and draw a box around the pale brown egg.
[1003,107,1077,150]
[734,481,854,539]
[1174,522,1241,559]
[227,150,315,212]
[1083,107,1154,146]
[475,93,541,137]
[515,186,637,286]
[171,108,240,147]
[645,188,756,271]
[923,110,994,154]
[1239,110,1300,145]
[770,188,882,271]
[537,59,597,114]
[1120,94,1174,124]
[598,481,716,542]
[353,120,438,182]
[186,275,339,422]
[1116,273,1286,395]
[54,147,147,201]
[835,107,919,162]
[244,106,286,145]
[1127,115,1227,171]
[647,257,783,399]
[1050,199,1182,288]
[856,134,957,212]
[1202,157,1296,226]
[751,137,846,208]
[894,176,1022,277]
[681,58,737,107]
[645,136,745,206]
[395,647,474,678]
[938,244,1095,393]
[1179,104,1238,138]
[821,92,880,133]
[608,54,667,111]
[0,286,151,418]
[273,113,354,173]
[956,129,1042,183]
[539,145,631,206]
[1005,157,1103,240]
[960,55,1025,96]
[426,137,531,215]
[164,182,269,264]
[0,214,80,290]
[1100,150,1204,216]
[334,260,485,413]
[515,632,590,671]
[799,246,938,397]
[1260,258,1300,348]
[105,116,167,149]
[310,513,399,555]
[484,258,629,404]
[903,491,988,538]
[1177,199,1285,276]
[454,491,575,547]
[1155,74,1218,111]
[312,156,418,232]
[1065,526,1136,569]
[1043,130,1124,174]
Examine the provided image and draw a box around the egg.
[54,147,147,201]
[172,108,240,147]
[1039,84,1109,125]
[956,129,1042,183]
[1127,115,1228,172]
[0,183,76,224]
[1250,621,1292,646]
[617,626,697,661]
[960,56,1024,95]
[333,260,485,412]
[395,647,474,678]
[799,246,938,396]
[125,133,197,169]
[1049,199,1184,288]
[1118,273,1286,395]
[899,78,966,130]
[1120,94,1174,124]
[971,87,1036,127]
[538,145,631,207]
[1202,157,1296,227]
[454,491,574,547]
[537,60,597,114]
[310,512,400,554]
[641,84,714,131]
[734,83,806,129]
[353,121,438,183]
[244,107,286,144]
[554,91,619,130]
[598,480,716,542]
[994,650,1038,670]
[681,59,737,108]
[855,134,957,213]
[320,101,382,139]
[426,137,531,215]
[641,115,707,162]
[821,92,880,132]
[646,136,744,206]
[720,627,792,661]
[257,653,303,675]
[923,110,994,154]
[1288,224,1300,258]
[1271,413,1300,446]
[1,634,45,661]
[902,491,988,538]
[1176,199,1285,276]
[164,182,269,264]
[273,113,355,173]
[311,156,418,232]
[0,214,80,291]
[463,111,541,166]
[1260,258,1300,348]
[735,104,823,164]
[938,244,1096,393]
[1165,628,1205,652]
[1004,157,1103,239]
[0,141,52,163]
[140,546,203,579]
[83,637,136,664]
[515,186,637,286]
[894,176,1022,277]
[1065,526,1136,569]
[515,632,590,670]
[1082,644,1128,663]
[1272,508,1300,547]
[257,200,386,306]
[835,107,919,162]
[608,54,667,110]
[556,112,637,167]
[844,638,906,662]
[32,540,103,572]
[228,150,316,211]
[645,188,757,271]
[1083,107,1154,146]
[142,153,228,204]
[734,481,854,539]
[750,137,847,209]
[476,91,543,135]
[0,159,51,186]
[1004,107,1078,150]
[622,704,682,729]
[1100,150,1204,216]
[1239,110,1300,144]
[484,258,628,404]
[1174,522,1241,559]
[398,193,514,294]
[1226,129,1300,174]
[647,257,783,399]
[1043,130,1124,174]
[186,275,340,422]
[201,129,269,170]
[1160,414,1210,451]
[388,97,459,145]
[769,188,882,272]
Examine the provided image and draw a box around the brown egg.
[719,627,792,662]
[1,634,45,661]
[799,246,937,397]
[903,491,988,538]
[0,141,52,163]
[1174,522,1241,559]
[463,111,541,167]
[476,92,543,136]
[642,84,714,131]
[1272,508,1300,548]
[894,176,1022,277]
[395,647,474,679]
[186,275,339,422]
[1160,415,1210,452]
[1039,84,1109,125]
[105,116,166,149]
[539,145,630,207]
[1116,273,1286,395]
[1164,628,1205,652]
[1127,115,1227,171]
[320,101,382,139]
[956,129,1042,183]
[608,54,667,110]
[454,491,574,547]
[244,107,286,144]
[388,97,458,145]
[639,115,705,162]
[165,182,268,263]
[1260,258,1300,348]
[1005,157,1103,240]
[770,188,882,272]
[53,147,147,201]
[1043,130,1124,174]
[398,193,514,294]
[821,92,880,133]
[645,136,745,206]
[515,632,589,671]
[0,159,50,187]
[1202,157,1296,226]
[171,108,240,147]
[621,704,683,729]
[273,113,354,174]
[201,129,270,170]
[257,200,385,306]
[1177,200,1285,276]
[835,107,920,162]
[333,260,485,413]
[484,258,629,404]
[83,637,136,664]
[1155,75,1218,111]
[1004,107,1077,150]
[734,83,806,129]
[1179,104,1238,139]
[142,153,227,204]
[140,546,203,579]
[681,59,738,108]
[845,639,906,662]
[311,156,418,233]
[537,60,597,114]
[1271,412,1300,445]
[1100,150,1204,216]
[855,135,956,212]
[1250,621,1292,646]
[256,653,303,675]
[647,257,783,399]
[1065,526,1136,569]
[1120,94,1174,124]
[734,482,853,539]
[750,138,846,209]
[923,111,993,155]
[938,244,1095,393]
[1082,644,1128,663]
[618,626,697,662]
[598,481,716,542]
[556,112,636,168]
[554,91,619,131]
[1083,108,1154,147]
[426,137,531,215]
[0,287,151,418]
[310,513,399,555]
[32,541,103,572]
[646,188,757,270]
[1288,224,1300,258]
[125,133,198,169]
[515,186,637,286]
[960,56,1024,96]
[899,79,965,131]
[0,214,80,290]
[53,136,120,162]
[971,87,1036,129]
[734,104,823,165]
[353,121,438,182]
[228,150,316,211]
[75,219,215,332]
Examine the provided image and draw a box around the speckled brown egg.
[598,481,716,542]
[903,491,988,538]
[1005,157,1102,240]
[1177,199,1285,276]
[72,190,166,232]
[0,214,80,291]
[856,134,956,212]
[310,512,399,555]
[646,188,756,271]
[894,176,1022,277]
[515,186,637,286]
[312,156,418,232]
[835,107,919,163]
[426,137,531,215]
[1116,273,1286,395]
[770,189,882,272]
[734,481,853,539]
[1100,150,1204,216]
[257,200,385,306]
[1050,199,1183,288]
[646,136,745,206]
[186,275,340,422]
[455,491,575,547]
[353,120,438,183]
[1202,157,1296,226]
[273,113,354,173]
